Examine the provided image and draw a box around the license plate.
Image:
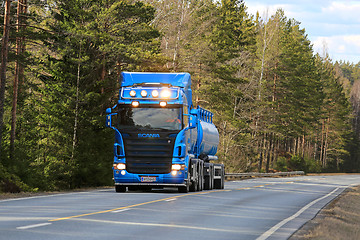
[141,176,157,182]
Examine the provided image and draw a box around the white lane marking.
[256,187,340,240]
[0,192,86,203]
[75,218,252,234]
[16,222,52,230]
[112,208,130,213]
[165,198,177,202]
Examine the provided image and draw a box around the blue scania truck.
[106,72,224,193]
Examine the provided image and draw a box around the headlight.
[160,101,167,107]
[141,90,147,97]
[131,101,139,107]
[129,90,136,97]
[114,163,126,170]
[171,164,185,171]
[161,89,171,98]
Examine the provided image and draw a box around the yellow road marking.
[49,190,226,222]
[49,183,293,222]
[50,195,182,222]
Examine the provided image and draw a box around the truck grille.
[122,132,177,174]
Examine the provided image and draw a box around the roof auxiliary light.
[152,90,159,98]
[129,90,136,97]
[141,90,148,97]
[161,89,171,98]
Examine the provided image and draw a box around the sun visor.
[120,72,191,89]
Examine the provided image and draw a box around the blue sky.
[244,0,360,64]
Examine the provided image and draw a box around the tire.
[214,179,222,189]
[221,168,225,189]
[115,185,126,192]
[214,164,225,189]
[178,184,189,193]
[189,159,198,192]
[204,164,214,190]
[197,161,203,191]
[189,179,198,192]
[204,176,211,190]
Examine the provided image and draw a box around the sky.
[244,0,360,64]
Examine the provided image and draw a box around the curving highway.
[1,175,359,240]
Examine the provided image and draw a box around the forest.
[0,0,360,192]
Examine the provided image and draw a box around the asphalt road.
[1,175,359,240]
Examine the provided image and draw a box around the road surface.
[1,175,359,240]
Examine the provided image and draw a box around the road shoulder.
[290,185,360,240]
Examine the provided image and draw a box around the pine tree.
[25,0,162,189]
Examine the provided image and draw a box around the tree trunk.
[258,20,267,101]
[258,133,266,172]
[265,133,273,172]
[0,0,12,155]
[172,0,186,70]
[71,45,81,161]
[320,119,325,165]
[100,55,106,94]
[10,0,27,160]
[301,134,305,158]
[323,118,330,168]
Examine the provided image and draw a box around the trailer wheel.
[214,179,222,189]
[214,164,225,189]
[115,185,126,193]
[204,176,210,190]
[197,161,203,191]
[204,167,213,190]
[221,167,225,189]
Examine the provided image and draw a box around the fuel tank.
[197,119,219,157]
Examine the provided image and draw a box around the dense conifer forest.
[1,0,359,192]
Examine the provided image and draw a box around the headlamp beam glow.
[114,163,126,170]
[171,164,185,171]
[161,89,171,98]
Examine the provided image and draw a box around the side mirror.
[106,108,112,114]
[190,108,198,115]
[106,114,112,128]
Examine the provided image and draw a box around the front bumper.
[113,169,187,187]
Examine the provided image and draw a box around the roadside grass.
[291,185,360,240]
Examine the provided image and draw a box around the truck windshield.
[115,106,182,131]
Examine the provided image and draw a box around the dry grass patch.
[291,185,360,240]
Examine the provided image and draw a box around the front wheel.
[178,183,189,193]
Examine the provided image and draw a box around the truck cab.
[106,72,224,193]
